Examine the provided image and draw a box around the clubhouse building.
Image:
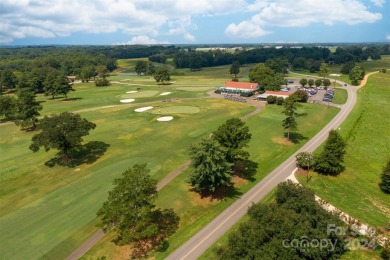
[217,81,260,94]
[256,91,291,100]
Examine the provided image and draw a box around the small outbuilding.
[67,76,77,83]
[256,91,292,100]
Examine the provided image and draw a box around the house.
[218,81,259,94]
[67,76,77,83]
[256,91,292,100]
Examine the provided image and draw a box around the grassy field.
[0,59,340,260]
[298,72,390,230]
[0,98,254,259]
[332,88,348,104]
[82,103,339,259]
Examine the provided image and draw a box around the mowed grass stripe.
[0,99,253,259]
[298,72,390,228]
[82,103,339,259]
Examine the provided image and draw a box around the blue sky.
[1,0,389,45]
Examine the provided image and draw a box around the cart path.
[65,95,264,260]
[166,74,360,260]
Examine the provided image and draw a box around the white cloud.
[225,0,382,38]
[371,0,385,7]
[117,35,169,45]
[387,34,390,41]
[0,0,246,44]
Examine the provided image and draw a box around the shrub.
[231,78,239,82]
[276,97,284,105]
[291,90,309,102]
[240,92,253,97]
[266,95,277,104]
[214,89,221,94]
[379,159,390,194]
[382,69,387,73]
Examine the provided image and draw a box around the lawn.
[332,88,348,104]
[0,99,254,260]
[298,72,390,230]
[82,103,339,259]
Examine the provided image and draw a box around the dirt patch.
[272,136,294,146]
[231,175,248,188]
[295,168,308,177]
[368,196,390,219]
[114,245,133,260]
[190,187,219,207]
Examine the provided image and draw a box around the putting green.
[151,106,200,114]
[121,90,159,98]
[176,87,214,92]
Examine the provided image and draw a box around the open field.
[82,103,339,259]
[298,72,390,230]
[332,88,348,104]
[0,98,254,259]
[1,59,340,260]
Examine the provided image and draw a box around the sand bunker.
[135,106,153,112]
[120,99,135,103]
[126,90,138,94]
[160,92,171,96]
[157,116,173,122]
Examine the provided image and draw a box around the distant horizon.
[1,41,389,48]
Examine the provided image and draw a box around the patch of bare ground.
[272,136,294,146]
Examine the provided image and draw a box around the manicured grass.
[0,99,253,260]
[332,88,348,104]
[83,103,339,259]
[298,72,390,230]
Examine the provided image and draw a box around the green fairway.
[0,98,253,260]
[332,88,348,104]
[298,72,390,229]
[82,103,339,259]
[151,106,200,114]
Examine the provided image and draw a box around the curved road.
[167,77,359,259]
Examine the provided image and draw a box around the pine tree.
[314,130,347,175]
[379,159,390,193]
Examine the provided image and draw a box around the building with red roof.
[256,90,292,100]
[218,81,259,94]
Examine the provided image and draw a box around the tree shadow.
[189,183,242,201]
[62,97,83,101]
[232,159,258,182]
[45,141,110,167]
[283,132,308,144]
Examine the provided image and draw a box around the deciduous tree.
[230,61,241,79]
[154,67,170,84]
[96,164,179,254]
[349,65,365,86]
[319,63,330,79]
[212,118,252,163]
[15,88,42,129]
[308,79,314,87]
[315,79,322,88]
[299,78,308,87]
[135,60,148,75]
[296,151,314,182]
[314,130,347,175]
[0,95,17,120]
[30,112,96,161]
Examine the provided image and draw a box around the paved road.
[66,95,264,260]
[167,78,358,260]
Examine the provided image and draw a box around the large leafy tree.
[212,118,252,163]
[230,61,241,79]
[219,181,347,259]
[97,164,179,254]
[188,138,232,192]
[319,63,330,79]
[135,60,148,75]
[43,70,74,99]
[30,112,96,160]
[296,151,314,182]
[379,159,390,193]
[299,78,308,87]
[264,57,289,74]
[0,95,17,120]
[349,65,365,86]
[15,88,42,130]
[154,67,170,84]
[282,97,306,140]
[0,69,17,90]
[249,63,275,85]
[314,130,347,175]
[315,79,322,87]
